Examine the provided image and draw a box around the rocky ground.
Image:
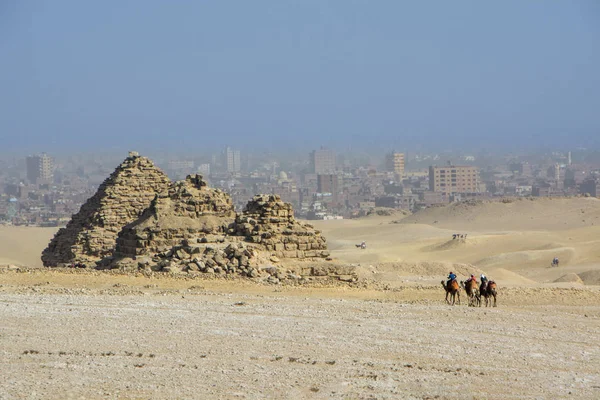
[1,268,600,399]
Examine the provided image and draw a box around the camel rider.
[553,257,559,265]
[480,274,488,290]
[466,274,477,284]
[447,271,457,287]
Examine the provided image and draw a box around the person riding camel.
[447,271,457,287]
[480,274,488,291]
[465,274,477,284]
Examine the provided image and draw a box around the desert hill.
[400,197,600,231]
[0,226,57,268]
[314,197,600,286]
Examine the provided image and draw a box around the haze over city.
[1,1,599,154]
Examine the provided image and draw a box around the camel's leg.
[445,291,450,305]
[493,294,497,307]
[456,291,460,306]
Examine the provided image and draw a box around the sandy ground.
[2,198,600,398]
[312,197,600,287]
[0,226,57,268]
[1,269,600,400]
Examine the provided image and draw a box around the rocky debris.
[106,181,340,280]
[231,194,329,259]
[42,152,171,267]
[125,242,261,277]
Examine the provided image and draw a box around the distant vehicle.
[355,241,366,249]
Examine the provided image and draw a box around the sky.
[1,1,599,154]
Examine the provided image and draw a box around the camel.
[441,279,461,305]
[479,281,497,307]
[460,279,479,307]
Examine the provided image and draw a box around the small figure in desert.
[441,271,460,305]
[479,275,497,307]
[461,274,479,306]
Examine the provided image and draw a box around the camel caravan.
[442,272,498,307]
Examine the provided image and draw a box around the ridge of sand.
[475,247,577,268]
[400,197,600,231]
[554,273,584,284]
[577,270,600,285]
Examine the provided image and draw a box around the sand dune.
[0,226,57,268]
[314,198,600,286]
[400,197,600,231]
[554,273,584,284]
[483,267,537,285]
[475,247,576,268]
[578,270,600,285]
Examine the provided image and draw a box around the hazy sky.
[1,1,599,154]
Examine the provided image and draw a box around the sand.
[2,197,600,398]
[313,197,600,287]
[1,270,600,399]
[0,226,57,267]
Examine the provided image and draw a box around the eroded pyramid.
[42,152,171,267]
[115,174,236,258]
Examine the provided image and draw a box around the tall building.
[317,174,338,194]
[317,174,340,204]
[428,165,479,195]
[310,148,335,174]
[26,153,54,184]
[198,163,211,177]
[225,147,241,173]
[385,151,405,176]
[547,163,561,182]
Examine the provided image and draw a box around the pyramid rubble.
[114,174,236,258]
[232,194,329,259]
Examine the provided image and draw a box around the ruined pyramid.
[41,152,171,267]
[42,153,334,279]
[115,174,236,258]
[232,194,329,258]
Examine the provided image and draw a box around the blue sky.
[1,1,599,154]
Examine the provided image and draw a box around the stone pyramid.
[114,174,236,258]
[232,194,329,259]
[41,152,171,267]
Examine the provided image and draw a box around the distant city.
[1,146,599,226]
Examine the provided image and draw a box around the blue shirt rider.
[447,272,457,286]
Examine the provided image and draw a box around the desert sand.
[0,226,58,267]
[2,197,600,399]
